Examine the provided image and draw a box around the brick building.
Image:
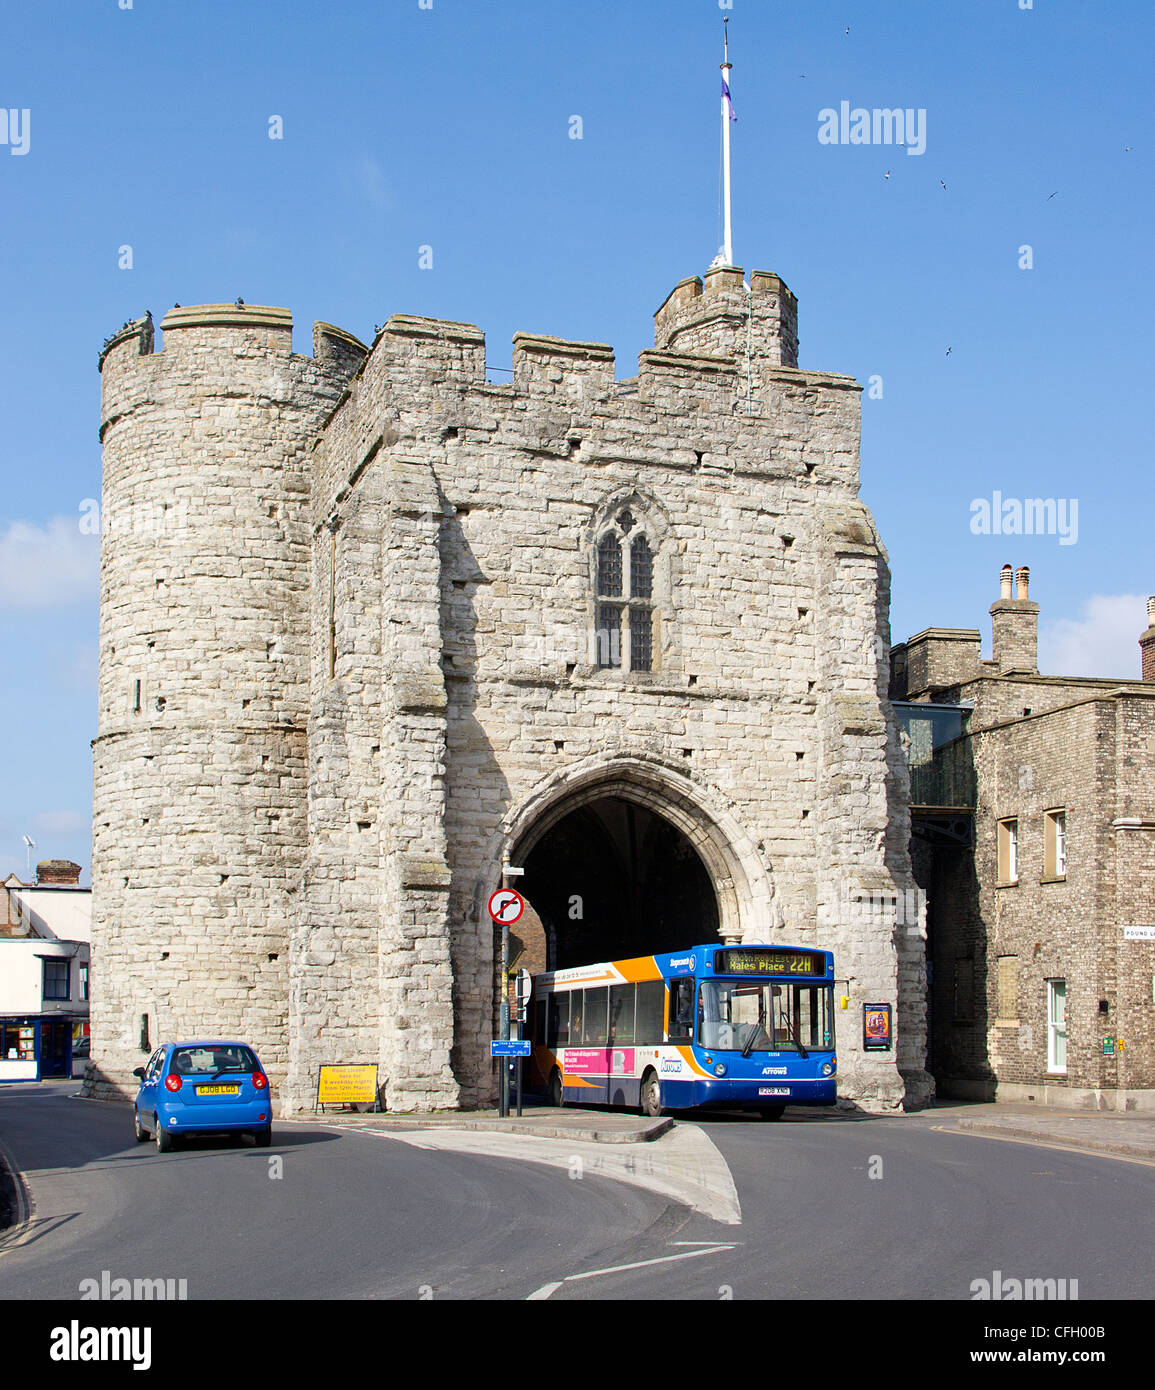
[892,569,1155,1109]
[87,265,932,1115]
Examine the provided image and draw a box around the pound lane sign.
[488,888,525,925]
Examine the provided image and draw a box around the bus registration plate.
[759,1087,790,1096]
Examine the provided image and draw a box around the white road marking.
[526,1243,737,1299]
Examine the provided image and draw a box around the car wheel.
[548,1068,565,1108]
[155,1117,174,1152]
[639,1069,662,1118]
[133,1109,149,1142]
[758,1105,786,1121]
[254,1128,272,1148]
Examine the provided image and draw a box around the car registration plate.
[759,1086,790,1096]
[196,1085,240,1096]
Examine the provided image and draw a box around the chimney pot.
[991,563,1040,675]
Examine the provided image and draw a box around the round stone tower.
[88,305,366,1102]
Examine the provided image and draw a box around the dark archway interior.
[518,796,720,970]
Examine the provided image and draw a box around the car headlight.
[821,1062,834,1076]
[713,1063,727,1077]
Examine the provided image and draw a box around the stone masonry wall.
[88,308,360,1103]
[303,270,929,1112]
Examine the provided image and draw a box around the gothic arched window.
[595,509,656,671]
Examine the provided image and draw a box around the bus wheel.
[758,1105,786,1121]
[639,1070,662,1118]
[549,1069,565,1108]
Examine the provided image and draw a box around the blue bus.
[528,943,837,1118]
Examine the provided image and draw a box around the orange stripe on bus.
[677,1045,711,1077]
[615,955,661,983]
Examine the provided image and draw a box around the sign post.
[488,874,525,1117]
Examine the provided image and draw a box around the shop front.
[0,1016,75,1081]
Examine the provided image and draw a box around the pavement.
[905,1097,1155,1163]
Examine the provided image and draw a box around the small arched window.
[595,510,656,671]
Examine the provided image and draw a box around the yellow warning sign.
[316,1064,379,1106]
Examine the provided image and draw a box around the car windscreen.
[170,1045,259,1075]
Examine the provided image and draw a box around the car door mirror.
[132,1067,146,1080]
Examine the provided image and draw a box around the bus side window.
[668,979,694,1043]
[635,981,664,1045]
[609,983,635,1045]
[582,987,608,1047]
[548,993,569,1049]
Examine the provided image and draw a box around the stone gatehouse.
[87,264,931,1114]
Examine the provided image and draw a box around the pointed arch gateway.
[502,754,774,972]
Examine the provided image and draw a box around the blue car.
[132,1041,273,1151]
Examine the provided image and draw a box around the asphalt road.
[0,1084,672,1301]
[2,1083,1152,1313]
[544,1109,1155,1300]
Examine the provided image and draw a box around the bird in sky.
[946,347,952,357]
[940,180,947,190]
[884,170,891,181]
[1046,190,1058,201]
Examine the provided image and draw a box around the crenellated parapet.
[654,265,798,368]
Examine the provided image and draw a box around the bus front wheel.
[639,1070,662,1118]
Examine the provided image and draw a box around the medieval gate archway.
[498,754,775,974]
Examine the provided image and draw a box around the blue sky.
[1,0,1152,883]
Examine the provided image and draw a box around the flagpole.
[720,19,734,267]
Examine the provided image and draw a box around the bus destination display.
[714,948,826,978]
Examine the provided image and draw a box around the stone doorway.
[512,793,722,971]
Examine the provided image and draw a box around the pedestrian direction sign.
[491,1039,531,1058]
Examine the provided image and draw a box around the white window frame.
[1044,809,1067,878]
[1046,978,1067,1074]
[998,817,1019,884]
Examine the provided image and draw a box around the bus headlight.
[821,1062,834,1076]
[713,1063,727,1077]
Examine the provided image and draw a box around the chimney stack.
[35,859,82,886]
[990,563,1040,675]
[1141,596,1155,682]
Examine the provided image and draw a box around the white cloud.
[355,155,391,211]
[1039,593,1148,679]
[0,516,99,609]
